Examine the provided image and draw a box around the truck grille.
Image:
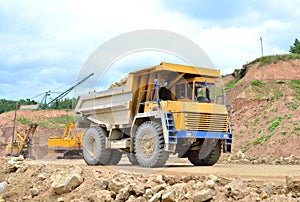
[185,113,228,132]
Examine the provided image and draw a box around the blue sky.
[0,0,299,100]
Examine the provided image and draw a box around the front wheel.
[187,140,222,166]
[134,121,169,168]
[82,127,111,166]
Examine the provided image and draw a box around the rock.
[94,190,113,201]
[192,188,213,202]
[37,173,46,181]
[7,175,15,184]
[144,188,154,199]
[116,187,130,201]
[51,166,84,194]
[207,174,218,181]
[94,179,109,189]
[225,178,249,200]
[286,175,300,197]
[205,180,215,189]
[162,190,176,202]
[126,195,136,202]
[148,190,163,202]
[237,150,246,159]
[30,188,39,196]
[260,190,268,200]
[264,182,275,195]
[152,183,167,193]
[0,196,5,202]
[0,181,8,193]
[136,196,147,202]
[261,157,268,164]
[57,197,64,202]
[108,180,125,193]
[128,183,144,196]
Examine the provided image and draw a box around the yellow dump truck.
[75,62,232,167]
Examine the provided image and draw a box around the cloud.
[0,0,299,99]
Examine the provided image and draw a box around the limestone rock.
[51,166,84,194]
[94,190,113,202]
[225,178,249,200]
[30,187,39,196]
[116,187,130,201]
[162,190,176,202]
[148,190,163,202]
[109,180,125,193]
[94,179,109,189]
[0,181,8,193]
[205,180,215,189]
[192,188,213,202]
[260,190,268,200]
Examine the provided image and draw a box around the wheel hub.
[140,133,155,158]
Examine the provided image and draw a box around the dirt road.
[27,158,300,185]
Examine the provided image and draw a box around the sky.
[0,0,299,101]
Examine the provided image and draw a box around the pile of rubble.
[225,151,300,165]
[0,156,300,201]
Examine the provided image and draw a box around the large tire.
[134,121,169,168]
[127,153,138,165]
[187,140,222,166]
[82,127,111,166]
[107,149,123,165]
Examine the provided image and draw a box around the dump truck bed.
[75,87,133,125]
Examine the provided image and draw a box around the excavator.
[6,123,39,158]
[48,122,84,158]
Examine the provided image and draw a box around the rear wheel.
[82,127,111,166]
[187,140,221,166]
[134,121,169,168]
[107,149,122,165]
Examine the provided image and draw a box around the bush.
[251,79,264,86]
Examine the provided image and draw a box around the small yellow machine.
[48,122,84,158]
[6,123,39,158]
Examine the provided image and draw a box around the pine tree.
[289,38,300,54]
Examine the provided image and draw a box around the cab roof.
[129,62,221,78]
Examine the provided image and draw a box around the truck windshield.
[194,82,215,103]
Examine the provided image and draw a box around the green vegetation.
[224,79,240,91]
[251,79,264,86]
[285,114,291,119]
[17,114,75,128]
[253,136,265,145]
[277,81,286,84]
[281,131,287,135]
[257,54,300,67]
[268,116,282,132]
[241,141,251,153]
[289,38,300,54]
[0,98,78,114]
[17,117,32,124]
[253,134,273,145]
[294,126,300,131]
[289,80,300,100]
[0,99,37,114]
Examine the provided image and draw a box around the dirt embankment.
[224,58,300,160]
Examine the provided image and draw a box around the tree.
[289,38,300,54]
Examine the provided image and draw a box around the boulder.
[51,166,84,194]
[286,175,300,197]
[148,190,163,202]
[192,188,213,202]
[162,190,176,202]
[225,178,249,200]
[108,180,126,193]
